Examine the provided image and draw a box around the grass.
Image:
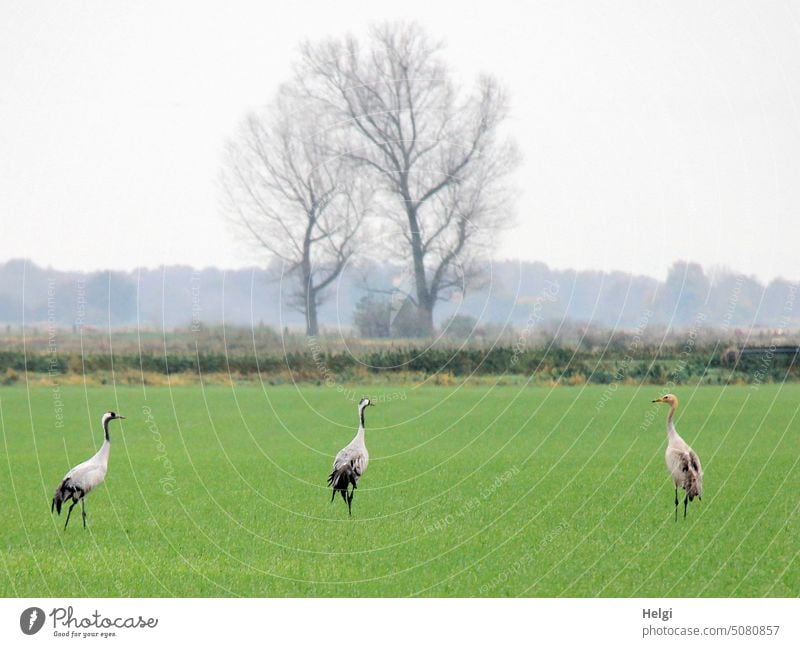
[0,382,798,597]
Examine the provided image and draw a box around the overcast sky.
[1,0,798,282]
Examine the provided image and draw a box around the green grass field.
[1,383,798,597]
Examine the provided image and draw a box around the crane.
[652,394,703,520]
[328,397,374,516]
[51,411,125,530]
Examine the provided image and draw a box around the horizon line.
[1,256,796,286]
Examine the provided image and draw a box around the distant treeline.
[1,257,798,332]
[2,343,797,386]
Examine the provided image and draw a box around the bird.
[328,397,374,516]
[652,394,703,520]
[51,411,125,530]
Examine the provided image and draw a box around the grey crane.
[52,411,125,530]
[328,397,374,516]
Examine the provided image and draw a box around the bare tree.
[299,22,518,335]
[221,85,369,336]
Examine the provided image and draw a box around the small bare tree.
[222,85,369,336]
[299,22,518,335]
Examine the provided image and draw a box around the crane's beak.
[117,415,126,419]
[651,398,663,403]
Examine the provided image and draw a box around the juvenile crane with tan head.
[51,411,125,530]
[652,394,703,520]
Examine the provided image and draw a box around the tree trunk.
[301,251,319,336]
[405,201,435,337]
[417,300,434,336]
[306,296,319,336]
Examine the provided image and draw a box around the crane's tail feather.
[52,478,77,516]
[328,465,358,510]
[682,453,703,502]
[685,478,702,501]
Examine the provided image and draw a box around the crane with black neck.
[328,398,374,516]
[52,411,125,530]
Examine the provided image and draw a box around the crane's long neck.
[356,405,367,440]
[666,402,679,440]
[97,417,112,464]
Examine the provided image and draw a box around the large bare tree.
[299,22,518,335]
[221,85,368,336]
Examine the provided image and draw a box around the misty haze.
[1,1,799,617]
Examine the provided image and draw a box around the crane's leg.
[683,493,688,519]
[64,500,79,530]
[346,489,354,517]
[81,499,87,529]
[674,487,679,522]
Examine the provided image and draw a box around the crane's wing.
[69,463,107,493]
[679,450,703,500]
[52,463,106,514]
